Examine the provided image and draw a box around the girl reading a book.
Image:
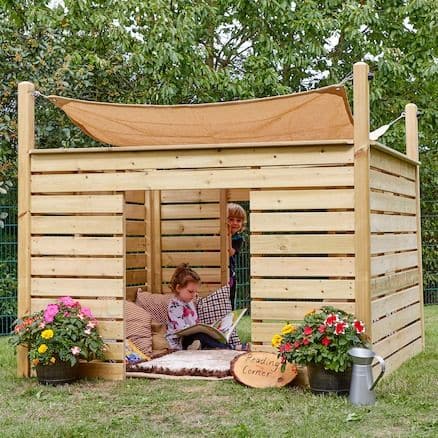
[166,263,232,351]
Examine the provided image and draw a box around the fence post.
[17,81,35,377]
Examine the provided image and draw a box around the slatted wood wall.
[370,146,423,374]
[29,192,126,380]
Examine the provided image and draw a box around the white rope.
[369,112,405,141]
[31,90,50,100]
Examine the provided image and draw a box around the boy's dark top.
[229,233,244,309]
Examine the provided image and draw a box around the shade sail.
[48,85,353,147]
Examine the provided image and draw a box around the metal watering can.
[348,347,386,406]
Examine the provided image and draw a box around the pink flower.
[84,328,92,335]
[302,338,310,346]
[64,312,70,317]
[353,320,365,334]
[58,296,78,307]
[86,321,97,329]
[334,321,348,335]
[44,304,59,323]
[324,314,339,326]
[321,337,331,347]
[39,322,46,329]
[318,324,326,334]
[71,346,81,355]
[81,306,93,319]
[293,341,301,349]
[303,326,313,336]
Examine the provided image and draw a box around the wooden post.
[353,63,372,336]
[144,191,153,292]
[151,190,162,293]
[406,103,424,348]
[17,81,35,377]
[220,189,229,285]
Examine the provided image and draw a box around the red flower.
[324,314,338,326]
[353,320,365,334]
[318,324,326,334]
[303,326,313,336]
[293,341,301,349]
[321,337,331,347]
[334,321,347,335]
[284,342,292,352]
[302,338,310,346]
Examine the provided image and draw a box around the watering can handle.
[370,354,386,391]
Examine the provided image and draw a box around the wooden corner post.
[17,81,35,377]
[353,63,371,336]
[405,103,424,348]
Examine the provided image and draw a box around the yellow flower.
[271,334,283,348]
[50,357,56,364]
[305,309,316,317]
[38,344,48,354]
[41,329,54,340]
[281,324,296,335]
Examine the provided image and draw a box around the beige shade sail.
[48,85,353,147]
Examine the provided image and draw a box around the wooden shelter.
[17,62,424,380]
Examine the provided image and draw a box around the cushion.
[125,301,153,355]
[135,291,173,325]
[151,322,169,355]
[197,285,241,348]
[125,339,150,365]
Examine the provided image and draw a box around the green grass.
[0,308,437,438]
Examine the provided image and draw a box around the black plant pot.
[307,363,352,395]
[36,360,80,385]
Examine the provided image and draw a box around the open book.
[175,308,247,344]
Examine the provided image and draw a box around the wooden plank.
[126,254,146,269]
[370,269,419,298]
[126,237,146,252]
[31,236,124,256]
[370,142,419,166]
[371,251,418,276]
[369,169,416,197]
[125,190,145,204]
[370,191,416,214]
[31,216,123,235]
[370,234,417,255]
[152,190,162,293]
[371,286,420,320]
[97,321,124,340]
[30,145,354,172]
[126,220,145,236]
[251,234,355,254]
[104,342,124,361]
[79,362,125,380]
[31,194,124,214]
[378,338,422,376]
[162,236,220,251]
[31,278,124,297]
[161,219,220,235]
[252,323,287,343]
[220,189,229,285]
[372,302,421,341]
[250,212,354,232]
[370,148,416,180]
[144,190,153,292]
[162,268,221,283]
[227,188,250,201]
[125,203,145,220]
[162,252,220,267]
[126,269,147,285]
[30,166,354,193]
[373,321,422,360]
[161,189,220,203]
[370,214,417,233]
[251,279,354,299]
[251,300,355,321]
[126,285,141,302]
[251,257,354,277]
[31,257,124,277]
[250,189,354,210]
[161,203,219,219]
[250,344,275,353]
[31,298,124,318]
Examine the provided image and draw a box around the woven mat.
[128,350,245,379]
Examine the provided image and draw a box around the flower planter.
[36,360,79,385]
[307,363,352,395]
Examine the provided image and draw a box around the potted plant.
[272,306,368,394]
[10,296,106,385]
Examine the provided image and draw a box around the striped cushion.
[125,301,152,355]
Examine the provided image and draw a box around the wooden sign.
[231,352,297,388]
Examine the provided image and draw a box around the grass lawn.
[0,307,437,438]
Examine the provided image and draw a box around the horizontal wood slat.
[161,219,220,235]
[126,237,146,252]
[161,189,220,203]
[377,338,422,376]
[104,342,124,361]
[370,191,416,214]
[31,216,123,235]
[251,301,355,321]
[126,269,147,285]
[369,169,416,197]
[31,236,124,256]
[79,362,125,380]
[162,236,220,251]
[31,257,124,277]
[251,279,354,299]
[370,147,416,180]
[371,251,418,276]
[370,234,417,254]
[31,145,353,172]
[31,194,124,214]
[126,220,145,235]
[162,252,221,267]
[97,321,124,340]
[372,302,421,341]
[251,234,354,254]
[125,190,145,204]
[251,212,355,232]
[31,298,124,318]
[370,269,419,298]
[227,188,250,201]
[126,254,146,269]
[125,204,145,220]
[251,257,354,277]
[370,214,417,233]
[31,166,354,193]
[250,189,354,210]
[371,286,420,320]
[161,203,220,219]
[252,323,289,343]
[31,278,124,297]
